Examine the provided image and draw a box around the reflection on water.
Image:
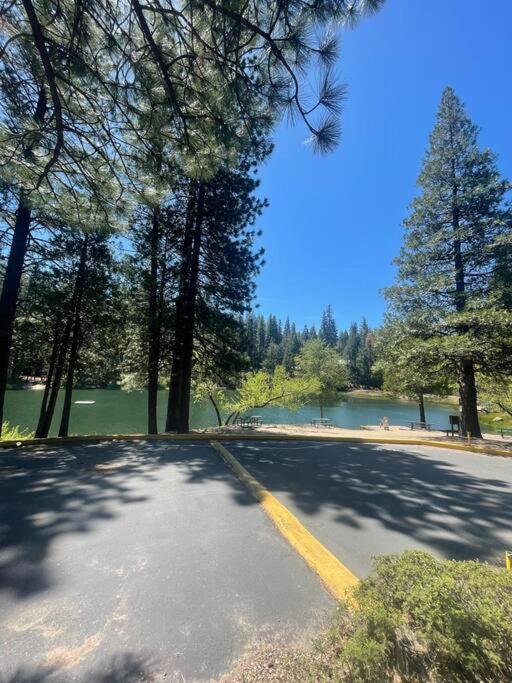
[7,389,460,436]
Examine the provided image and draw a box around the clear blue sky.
[253,0,512,332]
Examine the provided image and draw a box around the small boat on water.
[74,400,96,405]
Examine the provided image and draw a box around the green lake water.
[4,389,459,436]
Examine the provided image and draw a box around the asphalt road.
[0,441,333,683]
[225,440,512,577]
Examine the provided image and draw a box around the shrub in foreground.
[342,551,512,682]
[223,551,512,682]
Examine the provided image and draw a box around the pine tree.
[256,315,267,366]
[319,305,338,346]
[343,322,360,384]
[386,87,512,437]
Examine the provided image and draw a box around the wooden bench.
[410,421,432,431]
[311,418,332,428]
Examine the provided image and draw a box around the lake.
[4,389,459,436]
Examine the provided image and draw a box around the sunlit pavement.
[0,441,333,682]
[225,440,512,577]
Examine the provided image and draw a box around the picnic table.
[410,421,432,431]
[311,418,331,428]
[235,416,263,429]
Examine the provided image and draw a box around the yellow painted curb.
[210,440,359,600]
[1,431,511,458]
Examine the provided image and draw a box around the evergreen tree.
[343,322,360,384]
[355,318,376,387]
[374,322,452,423]
[385,87,512,437]
[165,145,268,432]
[337,329,349,354]
[256,315,267,365]
[283,317,291,339]
[262,341,283,373]
[319,304,338,346]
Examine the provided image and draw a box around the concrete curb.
[210,440,359,600]
[1,431,511,458]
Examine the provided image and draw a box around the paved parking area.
[225,440,512,576]
[0,441,333,682]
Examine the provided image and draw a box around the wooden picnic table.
[236,416,263,428]
[311,418,331,428]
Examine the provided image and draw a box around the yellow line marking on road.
[210,440,358,600]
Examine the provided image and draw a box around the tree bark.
[0,199,32,433]
[449,116,482,440]
[35,316,62,436]
[166,183,206,433]
[147,208,161,434]
[418,391,426,424]
[0,86,47,435]
[35,317,72,438]
[209,394,222,427]
[58,236,88,437]
[459,359,482,438]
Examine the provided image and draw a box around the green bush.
[1,421,34,441]
[342,551,512,682]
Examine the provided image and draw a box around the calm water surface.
[5,389,458,436]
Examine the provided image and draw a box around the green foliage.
[296,339,348,414]
[244,312,378,386]
[1,421,34,441]
[319,305,338,346]
[342,551,512,682]
[384,87,512,436]
[374,322,452,401]
[224,366,320,422]
[479,376,512,418]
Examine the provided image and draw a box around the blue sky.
[253,0,512,331]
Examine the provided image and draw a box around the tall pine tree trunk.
[0,86,47,435]
[166,183,205,433]
[459,359,482,438]
[58,236,88,437]
[35,316,62,436]
[35,318,72,438]
[418,391,426,424]
[147,208,161,435]
[0,198,32,434]
[57,320,80,438]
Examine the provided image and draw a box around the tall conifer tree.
[386,87,512,437]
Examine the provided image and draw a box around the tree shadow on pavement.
[226,440,512,562]
[0,652,161,683]
[0,439,254,598]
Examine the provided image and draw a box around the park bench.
[410,421,432,431]
[311,418,331,428]
[499,427,512,439]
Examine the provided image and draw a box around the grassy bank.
[480,411,512,430]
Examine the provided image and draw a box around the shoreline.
[203,422,512,450]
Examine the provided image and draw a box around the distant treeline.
[242,305,381,388]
